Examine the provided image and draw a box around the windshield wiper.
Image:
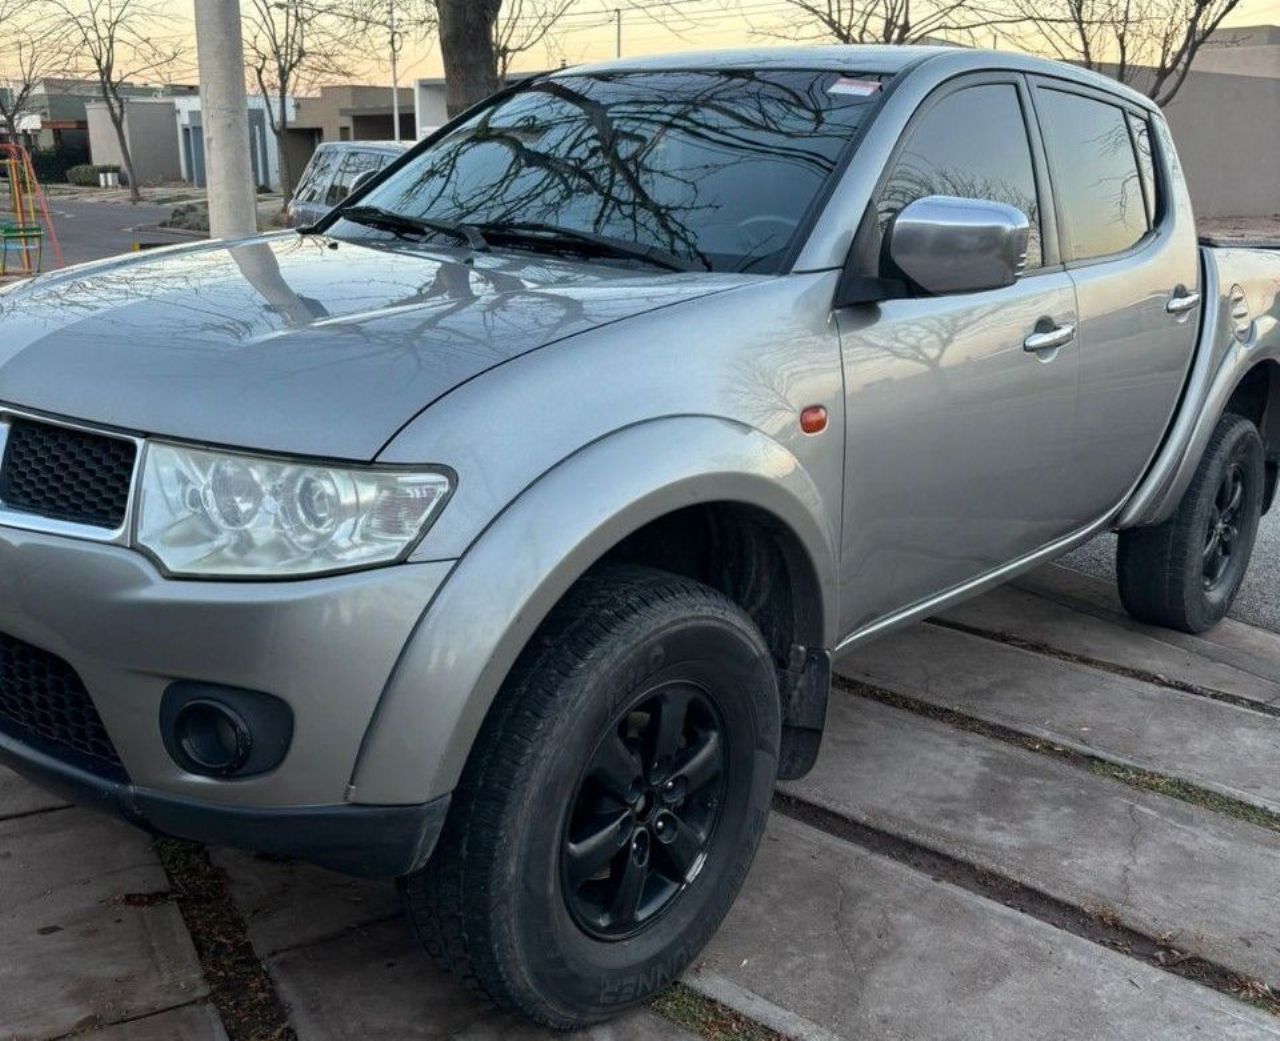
[338,205,490,252]
[477,221,701,273]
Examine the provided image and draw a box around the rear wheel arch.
[1224,359,1280,511]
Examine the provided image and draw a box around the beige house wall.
[1192,25,1280,80]
[85,98,182,184]
[292,85,413,143]
[1162,68,1280,218]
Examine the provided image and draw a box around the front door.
[1031,82,1202,520]
[836,76,1081,635]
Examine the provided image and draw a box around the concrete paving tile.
[0,809,207,1041]
[785,694,1280,984]
[695,814,1280,1041]
[269,916,701,1041]
[1016,564,1280,688]
[940,581,1280,707]
[73,1002,228,1041]
[0,765,67,820]
[212,847,399,956]
[838,621,1280,813]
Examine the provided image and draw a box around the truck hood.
[0,234,747,459]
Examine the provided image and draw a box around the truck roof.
[559,45,1158,112]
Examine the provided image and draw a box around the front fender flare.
[348,416,839,806]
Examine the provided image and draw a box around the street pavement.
[42,197,202,268]
[6,563,1280,1040]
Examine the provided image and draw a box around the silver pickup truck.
[0,45,1277,1027]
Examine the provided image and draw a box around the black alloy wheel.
[562,683,727,940]
[1202,462,1246,592]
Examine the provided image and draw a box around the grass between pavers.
[1085,761,1280,834]
[653,981,787,1041]
[836,678,1280,1015]
[154,838,297,1041]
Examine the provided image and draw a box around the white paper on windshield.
[828,78,881,96]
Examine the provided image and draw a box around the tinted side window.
[325,150,381,207]
[878,83,1042,269]
[294,148,338,204]
[1128,112,1158,226]
[1037,90,1148,261]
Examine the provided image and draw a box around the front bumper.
[0,524,455,870]
[0,727,450,876]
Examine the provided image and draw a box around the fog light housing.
[174,700,252,775]
[161,683,294,779]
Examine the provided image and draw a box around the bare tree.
[244,0,353,203]
[1000,0,1242,104]
[49,0,183,202]
[494,0,576,85]
[754,0,1014,45]
[0,4,69,145]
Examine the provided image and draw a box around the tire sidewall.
[1182,418,1265,629]
[492,608,779,1021]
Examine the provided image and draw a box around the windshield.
[346,69,885,273]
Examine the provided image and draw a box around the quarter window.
[1036,89,1149,261]
[878,83,1043,269]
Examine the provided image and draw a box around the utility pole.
[615,8,622,58]
[193,0,257,238]
[389,0,401,142]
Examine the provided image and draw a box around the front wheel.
[1117,412,1265,633]
[402,565,780,1028]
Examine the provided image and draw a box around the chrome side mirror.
[886,196,1030,296]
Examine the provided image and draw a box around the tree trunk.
[105,92,142,203]
[436,0,503,118]
[276,90,294,205]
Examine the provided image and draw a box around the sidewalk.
[5,563,1280,1039]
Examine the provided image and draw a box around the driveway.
[5,563,1280,1040]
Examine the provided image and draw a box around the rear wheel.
[402,565,780,1028]
[1117,412,1264,633]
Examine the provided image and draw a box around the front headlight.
[136,442,452,578]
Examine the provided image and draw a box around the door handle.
[1023,323,1076,354]
[1166,290,1201,315]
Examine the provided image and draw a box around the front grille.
[0,418,137,529]
[0,630,125,781]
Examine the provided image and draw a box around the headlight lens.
[137,442,452,578]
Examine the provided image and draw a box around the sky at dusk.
[141,0,1280,93]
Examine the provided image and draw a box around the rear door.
[837,74,1082,633]
[1031,81,1201,518]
